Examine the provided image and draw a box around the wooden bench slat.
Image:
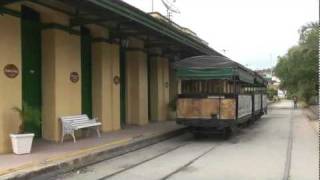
[75,122,102,130]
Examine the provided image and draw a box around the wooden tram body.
[174,56,267,137]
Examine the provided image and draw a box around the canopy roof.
[173,55,251,70]
[174,55,266,86]
[1,0,223,59]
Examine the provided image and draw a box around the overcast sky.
[123,0,318,70]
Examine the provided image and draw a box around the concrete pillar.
[149,56,170,121]
[177,80,182,94]
[110,45,121,130]
[41,13,81,141]
[0,14,22,153]
[125,38,148,125]
[126,50,148,125]
[169,62,177,101]
[90,25,120,132]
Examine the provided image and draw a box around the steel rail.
[160,144,218,180]
[282,109,294,180]
[98,142,190,180]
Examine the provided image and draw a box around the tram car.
[174,56,267,138]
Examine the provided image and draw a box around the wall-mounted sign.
[4,64,19,78]
[113,76,120,85]
[70,72,79,83]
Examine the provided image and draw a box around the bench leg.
[71,132,76,143]
[96,127,101,138]
[61,134,64,143]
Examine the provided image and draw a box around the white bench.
[60,115,102,143]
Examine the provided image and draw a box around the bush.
[267,88,277,100]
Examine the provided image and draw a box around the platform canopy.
[174,55,256,84]
[0,0,223,59]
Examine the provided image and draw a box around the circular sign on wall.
[70,72,79,83]
[4,64,19,78]
[113,76,120,85]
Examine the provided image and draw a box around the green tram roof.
[174,55,266,86]
[254,72,268,87]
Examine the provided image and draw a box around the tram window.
[181,80,227,94]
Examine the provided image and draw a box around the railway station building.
[0,0,222,153]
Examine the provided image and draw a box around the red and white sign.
[70,72,79,83]
[4,64,19,78]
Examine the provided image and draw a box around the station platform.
[0,121,185,179]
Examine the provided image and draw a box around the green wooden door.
[81,27,93,118]
[21,6,42,137]
[120,47,126,128]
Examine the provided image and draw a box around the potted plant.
[10,103,40,154]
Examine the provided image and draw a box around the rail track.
[97,138,224,180]
[97,142,190,180]
[282,109,294,180]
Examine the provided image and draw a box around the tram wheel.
[222,127,232,140]
[193,132,205,139]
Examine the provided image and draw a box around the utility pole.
[270,53,273,76]
[152,0,154,12]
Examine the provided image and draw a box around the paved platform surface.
[0,121,184,179]
[56,100,319,180]
[303,105,319,133]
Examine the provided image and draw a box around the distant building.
[255,69,286,98]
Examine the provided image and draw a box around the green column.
[120,46,126,127]
[21,5,42,137]
[81,27,93,118]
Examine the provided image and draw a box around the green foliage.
[274,22,319,103]
[12,103,41,134]
[266,87,277,100]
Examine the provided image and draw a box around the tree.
[274,22,319,104]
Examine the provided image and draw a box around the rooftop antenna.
[222,49,227,54]
[161,0,180,21]
[270,53,273,76]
